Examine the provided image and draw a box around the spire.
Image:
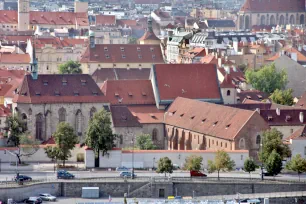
[148,10,153,32]
[30,38,38,80]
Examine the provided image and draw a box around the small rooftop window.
[268,115,273,121]
[43,80,48,85]
[92,91,98,96]
[137,47,141,51]
[142,91,147,96]
[81,79,87,85]
[115,92,119,97]
[191,116,195,120]
[105,54,110,59]
[213,121,218,126]
[54,91,60,96]
[150,47,154,52]
[122,54,126,59]
[180,113,184,117]
[138,54,142,59]
[226,124,231,129]
[120,47,125,52]
[128,92,133,96]
[74,91,79,96]
[104,47,108,51]
[35,91,41,96]
[201,119,206,123]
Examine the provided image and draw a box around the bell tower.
[18,0,30,31]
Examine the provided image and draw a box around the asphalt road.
[0,169,305,182]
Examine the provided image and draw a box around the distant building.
[238,0,305,30]
[166,30,192,63]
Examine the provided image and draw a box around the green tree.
[135,134,156,150]
[207,150,235,180]
[44,146,59,162]
[265,150,283,176]
[58,60,82,74]
[244,158,257,178]
[286,154,306,181]
[245,63,287,93]
[269,89,294,106]
[6,114,27,147]
[183,155,203,171]
[128,37,138,44]
[260,128,291,163]
[53,122,78,167]
[85,109,117,166]
[156,157,174,177]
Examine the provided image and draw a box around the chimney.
[218,58,222,68]
[300,112,304,123]
[276,108,280,116]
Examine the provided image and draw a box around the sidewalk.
[0,162,85,172]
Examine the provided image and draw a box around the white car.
[39,193,57,201]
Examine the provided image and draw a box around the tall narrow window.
[239,138,245,149]
[36,113,43,140]
[76,110,82,136]
[256,135,261,145]
[90,107,97,119]
[58,107,66,123]
[152,128,158,141]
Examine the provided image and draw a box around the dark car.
[22,197,43,204]
[14,175,32,182]
[190,170,207,177]
[57,170,75,179]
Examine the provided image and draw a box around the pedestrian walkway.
[0,162,85,172]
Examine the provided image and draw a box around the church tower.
[18,0,30,31]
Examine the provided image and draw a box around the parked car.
[116,166,130,171]
[57,170,75,179]
[119,171,137,178]
[22,197,42,204]
[39,193,56,201]
[190,170,207,177]
[14,175,32,182]
[173,164,180,170]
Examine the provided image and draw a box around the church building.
[238,0,306,30]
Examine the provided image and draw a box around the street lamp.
[260,138,264,181]
[153,157,156,169]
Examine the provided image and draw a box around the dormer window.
[62,78,67,85]
[92,91,98,96]
[115,92,119,97]
[142,92,147,96]
[150,47,154,52]
[138,54,142,59]
[121,115,127,122]
[180,113,184,117]
[120,47,125,52]
[137,47,141,51]
[226,124,231,129]
[286,115,291,121]
[104,47,108,51]
[247,95,251,99]
[105,54,110,59]
[257,95,263,99]
[74,91,79,96]
[35,91,41,96]
[43,80,48,85]
[81,80,87,85]
[213,121,218,126]
[191,116,195,119]
[268,115,273,121]
[128,92,133,97]
[152,55,156,59]
[21,92,27,96]
[54,91,60,96]
[122,54,126,59]
[201,119,206,123]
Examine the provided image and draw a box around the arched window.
[21,113,28,129]
[90,107,97,119]
[58,107,66,123]
[152,128,158,141]
[239,138,245,149]
[256,135,261,145]
[28,108,32,116]
[76,110,82,136]
[36,113,43,140]
[227,90,231,96]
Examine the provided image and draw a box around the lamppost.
[153,157,156,169]
[260,137,264,181]
[131,137,135,179]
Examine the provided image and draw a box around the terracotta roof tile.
[101,80,155,105]
[153,64,222,102]
[110,105,142,127]
[286,125,306,140]
[0,104,11,117]
[116,19,137,27]
[220,74,236,88]
[139,30,160,41]
[237,90,269,103]
[165,97,259,140]
[14,74,107,104]
[80,44,164,64]
[296,91,306,108]
[95,15,116,26]
[0,53,30,64]
[0,10,89,26]
[127,105,164,124]
[240,0,305,12]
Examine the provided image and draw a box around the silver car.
[39,193,56,201]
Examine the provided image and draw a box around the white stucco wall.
[87,149,249,169]
[290,139,306,159]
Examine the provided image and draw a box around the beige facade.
[12,102,107,142]
[238,12,306,30]
[74,1,88,13]
[113,123,165,149]
[94,29,128,44]
[271,125,303,139]
[18,0,30,31]
[166,113,269,159]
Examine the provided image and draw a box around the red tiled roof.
[0,35,32,43]
[260,109,306,126]
[116,19,137,27]
[92,68,151,84]
[237,90,269,103]
[0,53,30,64]
[139,31,160,41]
[41,137,55,145]
[110,105,142,127]
[220,74,235,88]
[218,67,246,83]
[165,97,260,140]
[183,47,206,58]
[0,10,89,26]
[286,125,306,140]
[127,105,164,124]
[80,44,164,64]
[0,84,13,97]
[240,0,305,12]
[153,10,171,19]
[0,105,11,117]
[32,37,86,49]
[153,64,222,101]
[296,91,306,108]
[122,149,249,153]
[95,15,116,26]
[14,74,107,104]
[101,80,155,105]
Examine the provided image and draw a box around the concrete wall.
[271,125,302,139]
[85,149,249,169]
[0,146,84,162]
[290,139,306,159]
[0,183,61,201]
